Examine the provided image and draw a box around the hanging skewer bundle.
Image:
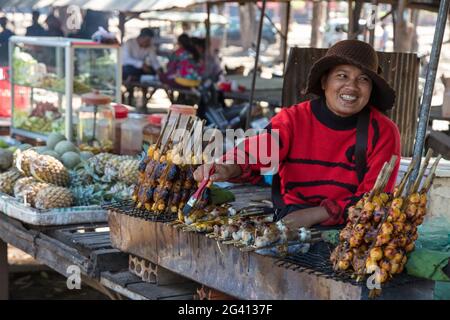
[331,150,442,287]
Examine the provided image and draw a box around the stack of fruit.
[0,133,141,210]
[330,150,442,289]
[14,108,65,134]
[0,138,19,173]
[70,152,139,206]
[12,147,73,210]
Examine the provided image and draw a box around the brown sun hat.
[305,39,395,111]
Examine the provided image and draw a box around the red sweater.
[225,98,401,225]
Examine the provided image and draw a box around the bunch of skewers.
[171,201,322,254]
[132,112,209,216]
[331,150,442,288]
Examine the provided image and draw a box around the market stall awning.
[1,0,444,12]
[0,0,200,12]
[139,11,228,24]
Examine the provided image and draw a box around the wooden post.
[239,3,256,51]
[326,0,332,21]
[206,3,211,57]
[119,12,126,43]
[0,239,8,300]
[245,0,267,130]
[348,0,354,39]
[369,0,378,47]
[410,9,420,52]
[394,0,409,51]
[281,2,291,71]
[311,0,324,47]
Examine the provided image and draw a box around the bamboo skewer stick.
[378,155,398,193]
[410,149,433,194]
[154,110,172,150]
[159,114,181,157]
[367,162,389,202]
[422,154,442,193]
[394,158,416,198]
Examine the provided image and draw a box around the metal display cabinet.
[9,36,121,141]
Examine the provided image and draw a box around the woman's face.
[321,64,373,117]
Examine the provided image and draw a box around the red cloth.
[223,98,401,226]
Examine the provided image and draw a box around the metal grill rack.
[276,241,418,289]
[102,200,177,223]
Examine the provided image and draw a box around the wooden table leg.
[0,239,8,300]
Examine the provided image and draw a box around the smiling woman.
[194,40,401,230]
[321,65,373,117]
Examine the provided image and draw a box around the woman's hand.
[193,164,242,182]
[281,207,330,229]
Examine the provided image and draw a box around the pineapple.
[103,155,133,182]
[69,168,93,186]
[14,177,50,207]
[35,186,73,209]
[87,153,114,175]
[29,155,70,187]
[118,159,140,185]
[109,182,135,202]
[0,169,22,195]
[14,149,39,176]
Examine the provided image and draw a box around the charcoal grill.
[276,241,419,290]
[102,200,177,223]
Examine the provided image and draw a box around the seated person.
[191,37,223,83]
[194,40,401,229]
[0,17,14,66]
[26,11,45,37]
[122,28,161,82]
[44,14,64,37]
[160,34,203,89]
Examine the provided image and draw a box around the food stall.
[9,36,121,141]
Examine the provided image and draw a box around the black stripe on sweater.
[296,191,327,202]
[285,180,358,193]
[286,157,356,171]
[344,195,363,205]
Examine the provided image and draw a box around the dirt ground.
[7,245,109,300]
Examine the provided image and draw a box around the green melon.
[17,144,32,151]
[54,140,78,155]
[61,151,81,169]
[79,151,94,161]
[41,150,61,161]
[46,133,67,150]
[0,149,13,170]
[35,146,52,154]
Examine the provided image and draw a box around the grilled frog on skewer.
[241,222,257,246]
[254,223,281,248]
[219,223,240,240]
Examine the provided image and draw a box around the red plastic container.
[0,67,30,117]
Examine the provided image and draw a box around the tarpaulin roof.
[140,11,229,24]
[0,0,291,12]
[0,0,444,13]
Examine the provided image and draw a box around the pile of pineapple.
[2,148,73,209]
[71,152,140,206]
[0,133,141,210]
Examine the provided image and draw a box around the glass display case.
[9,36,121,141]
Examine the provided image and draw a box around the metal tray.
[0,193,107,226]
